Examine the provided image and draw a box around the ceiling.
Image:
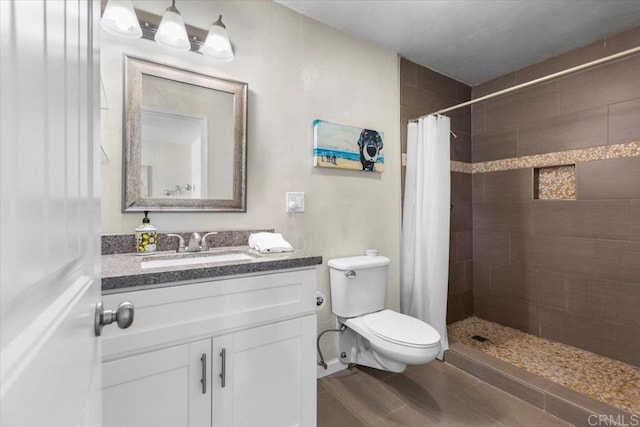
[277,0,640,86]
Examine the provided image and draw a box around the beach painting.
[313,120,384,172]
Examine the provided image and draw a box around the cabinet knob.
[94,301,135,336]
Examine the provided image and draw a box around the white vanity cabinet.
[103,339,212,427]
[101,268,317,427]
[213,315,316,427]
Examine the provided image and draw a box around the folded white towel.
[248,232,293,253]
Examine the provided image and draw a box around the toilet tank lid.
[328,255,390,270]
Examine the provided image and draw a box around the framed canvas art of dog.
[313,120,384,172]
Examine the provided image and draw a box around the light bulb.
[101,0,142,39]
[155,5,190,51]
[202,15,234,62]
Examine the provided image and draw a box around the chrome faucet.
[201,232,218,251]
[166,231,219,253]
[166,234,186,253]
[186,232,202,252]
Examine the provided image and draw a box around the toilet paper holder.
[316,291,327,310]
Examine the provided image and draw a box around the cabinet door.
[103,339,211,427]
[213,315,316,427]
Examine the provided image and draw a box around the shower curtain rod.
[409,45,640,122]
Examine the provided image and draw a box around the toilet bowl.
[328,253,442,373]
[344,309,441,364]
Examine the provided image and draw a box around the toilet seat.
[342,309,442,369]
[362,310,440,348]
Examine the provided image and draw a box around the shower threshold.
[446,317,638,423]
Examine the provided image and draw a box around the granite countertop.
[102,246,322,293]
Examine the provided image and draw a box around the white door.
[213,315,317,427]
[0,1,102,426]
[103,339,212,427]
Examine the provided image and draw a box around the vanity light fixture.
[101,0,142,39]
[101,1,234,62]
[202,15,234,62]
[155,0,190,52]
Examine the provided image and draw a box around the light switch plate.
[286,192,305,212]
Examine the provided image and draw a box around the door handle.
[219,348,226,388]
[200,353,207,394]
[94,301,135,336]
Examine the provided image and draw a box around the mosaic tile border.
[449,141,640,174]
[450,160,473,173]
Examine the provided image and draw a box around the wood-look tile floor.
[317,362,571,426]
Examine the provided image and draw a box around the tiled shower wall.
[471,26,640,366]
[399,58,473,323]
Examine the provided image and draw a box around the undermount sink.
[140,251,257,269]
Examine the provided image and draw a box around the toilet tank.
[327,254,390,318]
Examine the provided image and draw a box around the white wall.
[101,1,401,360]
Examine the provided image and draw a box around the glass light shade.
[202,19,234,62]
[155,7,190,52]
[101,0,142,39]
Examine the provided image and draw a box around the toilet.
[328,252,441,373]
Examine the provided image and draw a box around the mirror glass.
[124,56,247,212]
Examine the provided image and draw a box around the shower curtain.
[401,115,450,360]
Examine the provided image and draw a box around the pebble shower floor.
[448,316,640,414]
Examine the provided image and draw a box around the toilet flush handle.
[345,270,356,279]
